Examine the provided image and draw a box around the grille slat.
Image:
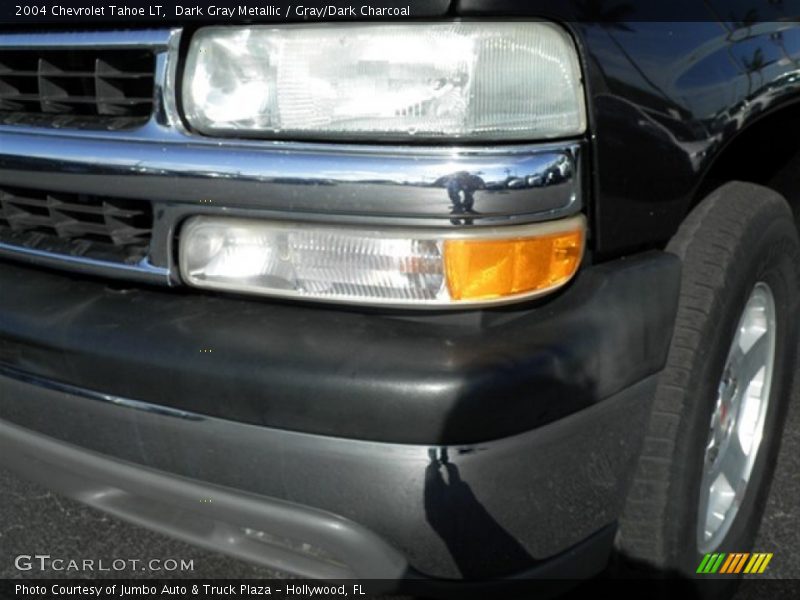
[0,93,152,104]
[0,71,152,79]
[0,186,153,265]
[0,49,155,130]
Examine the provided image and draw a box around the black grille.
[0,49,155,130]
[0,186,153,265]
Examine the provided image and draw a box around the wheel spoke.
[739,332,769,387]
[728,343,745,375]
[720,437,749,495]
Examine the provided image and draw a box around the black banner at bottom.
[4,578,800,600]
[2,579,800,600]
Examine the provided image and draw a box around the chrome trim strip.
[0,130,582,224]
[0,243,170,284]
[0,29,175,49]
[0,364,199,421]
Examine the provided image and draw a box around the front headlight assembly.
[180,22,587,308]
[182,22,586,141]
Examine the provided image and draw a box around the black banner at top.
[3,0,800,24]
[0,1,450,24]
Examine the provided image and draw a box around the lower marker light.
[179,216,585,307]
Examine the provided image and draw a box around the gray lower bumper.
[0,417,406,580]
[0,367,655,580]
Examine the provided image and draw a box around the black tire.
[616,182,800,581]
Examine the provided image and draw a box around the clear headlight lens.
[183,22,586,140]
[179,216,585,307]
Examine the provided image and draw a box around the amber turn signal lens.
[444,223,585,302]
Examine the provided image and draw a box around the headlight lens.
[183,23,586,141]
[179,216,585,307]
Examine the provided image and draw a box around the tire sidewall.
[673,214,799,575]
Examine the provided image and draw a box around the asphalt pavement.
[0,389,797,587]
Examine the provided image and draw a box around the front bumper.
[0,252,679,445]
[0,250,680,580]
[0,365,644,582]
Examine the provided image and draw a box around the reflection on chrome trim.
[0,364,202,422]
[0,243,170,285]
[0,29,175,50]
[0,131,582,223]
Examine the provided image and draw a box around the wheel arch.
[692,99,800,223]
